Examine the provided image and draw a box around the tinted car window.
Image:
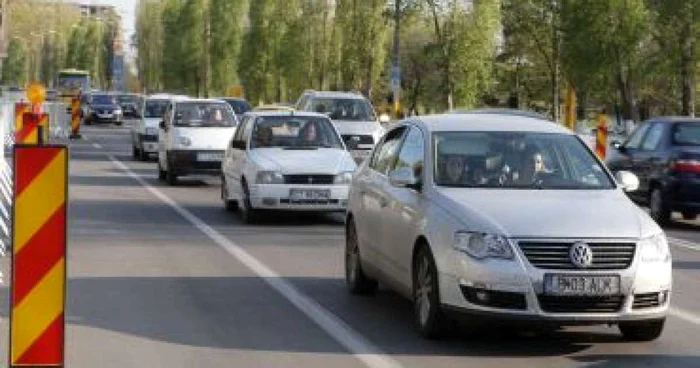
[370,127,406,175]
[174,102,237,127]
[91,94,116,105]
[394,127,425,180]
[250,116,342,149]
[144,100,170,118]
[309,98,375,121]
[625,123,651,149]
[672,123,700,146]
[641,124,664,151]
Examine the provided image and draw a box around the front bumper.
[248,184,349,211]
[139,134,159,153]
[90,112,123,123]
[439,248,672,325]
[167,150,224,176]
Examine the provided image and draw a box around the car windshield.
[225,99,251,115]
[250,116,343,149]
[309,98,375,121]
[672,123,700,146]
[433,131,615,189]
[143,100,169,118]
[118,95,140,104]
[174,102,237,127]
[91,94,115,105]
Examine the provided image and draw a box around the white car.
[131,94,179,161]
[296,90,389,163]
[345,112,671,341]
[221,111,357,223]
[157,98,238,185]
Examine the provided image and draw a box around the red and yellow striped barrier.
[595,112,608,159]
[10,145,68,367]
[16,113,49,145]
[71,98,81,138]
[14,102,30,133]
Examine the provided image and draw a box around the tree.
[209,0,248,95]
[2,38,28,86]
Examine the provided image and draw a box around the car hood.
[174,126,236,150]
[249,148,356,174]
[436,188,659,239]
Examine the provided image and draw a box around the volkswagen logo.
[569,242,593,268]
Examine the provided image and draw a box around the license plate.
[290,189,330,201]
[544,274,620,296]
[352,150,371,158]
[197,152,223,162]
[98,114,113,118]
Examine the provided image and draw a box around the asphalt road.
[3,122,700,367]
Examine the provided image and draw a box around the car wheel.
[345,219,378,295]
[413,245,447,339]
[221,178,238,212]
[132,145,139,159]
[138,144,148,161]
[619,319,665,341]
[157,160,166,181]
[682,211,697,221]
[650,188,671,225]
[239,180,260,224]
[116,121,123,126]
[165,157,178,186]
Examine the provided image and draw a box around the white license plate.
[290,189,330,201]
[197,153,223,162]
[544,274,620,296]
[98,114,113,118]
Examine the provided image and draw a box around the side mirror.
[231,140,247,150]
[611,140,623,150]
[615,171,639,192]
[389,167,421,190]
[379,114,391,125]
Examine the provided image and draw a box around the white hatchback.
[345,112,671,341]
[221,111,357,223]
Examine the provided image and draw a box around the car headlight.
[454,232,514,260]
[334,172,353,184]
[639,233,670,262]
[145,127,159,136]
[256,171,284,184]
[178,136,192,147]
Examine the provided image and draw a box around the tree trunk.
[681,20,696,117]
[617,70,640,123]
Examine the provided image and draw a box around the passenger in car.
[255,126,273,147]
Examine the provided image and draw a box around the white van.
[157,99,238,185]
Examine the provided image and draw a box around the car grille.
[518,241,636,270]
[632,292,663,309]
[284,174,334,185]
[341,134,374,147]
[538,295,625,313]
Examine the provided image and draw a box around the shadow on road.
[672,261,700,270]
[572,354,700,367]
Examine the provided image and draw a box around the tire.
[345,219,378,295]
[157,160,166,181]
[84,118,92,126]
[619,319,665,341]
[138,144,148,162]
[239,180,260,224]
[166,169,178,186]
[115,121,123,126]
[132,145,140,160]
[650,188,671,225]
[221,178,238,212]
[413,245,447,339]
[682,211,697,221]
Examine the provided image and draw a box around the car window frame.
[624,122,651,150]
[640,123,665,152]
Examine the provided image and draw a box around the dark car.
[117,93,144,118]
[607,117,700,225]
[222,98,251,116]
[85,93,123,125]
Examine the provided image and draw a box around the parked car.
[345,112,671,341]
[157,98,238,185]
[84,93,123,125]
[117,93,145,118]
[131,94,180,161]
[221,110,356,223]
[296,90,390,163]
[607,117,700,225]
[221,98,252,116]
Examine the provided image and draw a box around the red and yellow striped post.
[70,98,81,138]
[14,102,30,133]
[10,145,68,367]
[595,112,608,159]
[17,113,49,145]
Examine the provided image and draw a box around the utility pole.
[391,0,401,118]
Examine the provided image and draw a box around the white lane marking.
[102,153,403,368]
[670,308,700,326]
[668,237,700,252]
[91,143,103,149]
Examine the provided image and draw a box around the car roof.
[645,116,700,124]
[305,91,367,100]
[449,108,549,120]
[244,110,329,119]
[412,113,573,134]
[174,98,227,104]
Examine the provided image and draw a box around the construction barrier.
[16,113,49,145]
[70,98,81,138]
[10,145,68,367]
[14,102,29,133]
[595,112,608,159]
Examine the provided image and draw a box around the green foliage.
[2,38,28,86]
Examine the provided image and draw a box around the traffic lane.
[0,132,367,368]
[89,129,700,367]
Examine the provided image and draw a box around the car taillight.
[670,159,700,173]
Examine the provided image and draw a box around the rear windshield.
[174,102,237,127]
[672,123,700,146]
[225,99,251,115]
[309,98,375,121]
[143,100,169,118]
[118,95,141,104]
